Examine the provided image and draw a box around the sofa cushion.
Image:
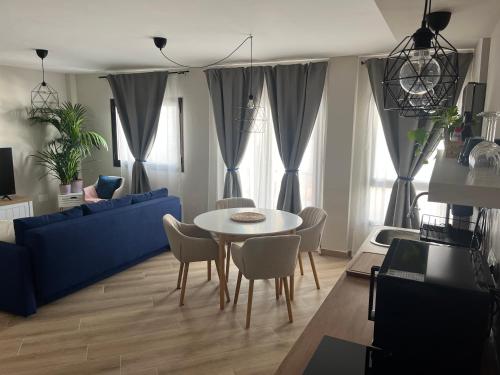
[129,188,168,204]
[0,220,15,244]
[14,207,84,246]
[95,175,122,199]
[82,195,132,215]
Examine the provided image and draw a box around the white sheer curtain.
[117,75,182,196]
[235,82,327,209]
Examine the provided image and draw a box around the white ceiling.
[0,0,498,73]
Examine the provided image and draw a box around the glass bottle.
[468,112,500,171]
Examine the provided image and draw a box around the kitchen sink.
[370,228,420,247]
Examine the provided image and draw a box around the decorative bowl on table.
[230,212,266,223]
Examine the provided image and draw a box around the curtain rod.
[98,70,189,78]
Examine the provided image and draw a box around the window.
[110,97,184,170]
[236,84,327,209]
[110,75,184,195]
[367,95,445,225]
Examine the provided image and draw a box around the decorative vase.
[59,184,71,195]
[71,179,83,193]
[469,112,500,170]
[443,129,463,159]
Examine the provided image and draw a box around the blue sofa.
[0,192,181,316]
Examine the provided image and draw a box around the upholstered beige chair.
[291,207,328,299]
[231,235,300,328]
[163,214,229,306]
[214,197,256,281]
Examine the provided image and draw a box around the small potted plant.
[408,106,464,158]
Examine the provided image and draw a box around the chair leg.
[225,243,231,282]
[176,262,184,290]
[215,259,230,302]
[246,279,254,329]
[290,275,294,301]
[298,253,304,276]
[308,252,320,289]
[234,271,242,305]
[279,278,283,295]
[179,262,189,306]
[275,278,280,300]
[282,277,293,323]
[207,260,211,281]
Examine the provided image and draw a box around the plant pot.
[59,184,71,195]
[443,129,462,158]
[71,179,83,193]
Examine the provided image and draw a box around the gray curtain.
[107,71,168,193]
[264,62,327,213]
[205,67,265,198]
[366,53,473,228]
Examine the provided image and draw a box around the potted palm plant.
[30,102,108,193]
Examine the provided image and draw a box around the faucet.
[407,192,429,219]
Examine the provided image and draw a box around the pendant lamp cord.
[249,34,253,99]
[158,35,253,69]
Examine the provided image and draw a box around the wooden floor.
[0,252,348,375]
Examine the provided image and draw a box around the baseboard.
[320,248,351,259]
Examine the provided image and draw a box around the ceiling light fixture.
[382,0,459,117]
[31,49,59,116]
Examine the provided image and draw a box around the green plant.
[29,102,108,184]
[408,106,463,155]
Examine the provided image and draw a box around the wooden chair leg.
[282,277,293,323]
[308,252,320,289]
[234,271,242,305]
[246,279,254,329]
[298,253,304,276]
[215,259,230,302]
[279,278,283,295]
[207,260,211,281]
[176,262,184,290]
[290,275,294,301]
[179,262,189,306]
[225,243,231,282]
[275,278,280,300]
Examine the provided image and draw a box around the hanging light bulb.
[31,49,59,116]
[399,49,441,95]
[382,0,458,117]
[246,94,256,110]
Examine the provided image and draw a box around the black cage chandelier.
[31,49,59,116]
[383,0,459,117]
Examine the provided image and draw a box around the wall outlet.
[38,194,48,203]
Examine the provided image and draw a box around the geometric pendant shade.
[31,49,59,116]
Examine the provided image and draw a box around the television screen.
[0,148,16,198]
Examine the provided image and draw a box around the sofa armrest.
[0,242,37,316]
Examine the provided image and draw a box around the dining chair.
[231,235,300,328]
[162,214,230,306]
[290,207,328,300]
[214,197,256,282]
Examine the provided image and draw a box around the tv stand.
[1,195,12,200]
[0,196,33,219]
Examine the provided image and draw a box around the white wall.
[0,65,69,214]
[75,70,210,223]
[321,57,359,253]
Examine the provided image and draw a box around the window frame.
[110,97,185,172]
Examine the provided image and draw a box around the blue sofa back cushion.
[82,195,132,215]
[13,207,83,246]
[129,188,168,204]
[95,175,122,199]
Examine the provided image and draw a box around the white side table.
[0,196,33,219]
[58,193,83,211]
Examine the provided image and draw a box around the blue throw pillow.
[82,195,132,215]
[129,188,168,204]
[13,208,84,246]
[95,175,122,199]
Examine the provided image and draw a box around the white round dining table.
[194,207,303,310]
